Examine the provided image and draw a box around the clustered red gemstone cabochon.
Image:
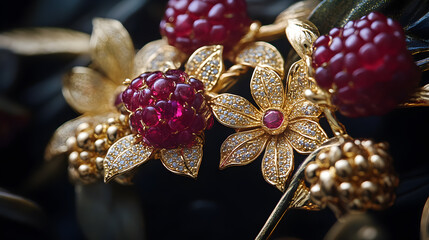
[312,12,420,117]
[160,0,251,54]
[121,70,213,149]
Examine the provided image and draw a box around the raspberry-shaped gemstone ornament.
[160,0,251,54]
[312,12,421,117]
[121,70,213,149]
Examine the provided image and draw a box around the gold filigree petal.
[211,93,262,128]
[286,59,318,107]
[251,66,284,110]
[185,45,224,91]
[90,18,135,83]
[288,100,323,120]
[160,142,203,178]
[285,120,327,153]
[285,19,319,60]
[134,39,186,75]
[62,66,117,114]
[235,42,285,77]
[220,129,269,169]
[103,135,154,182]
[261,135,294,192]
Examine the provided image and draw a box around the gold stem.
[323,108,346,136]
[212,64,249,93]
[256,137,343,240]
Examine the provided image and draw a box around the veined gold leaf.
[0,28,90,55]
[275,0,319,23]
[62,66,117,114]
[261,135,294,192]
[220,129,269,169]
[160,142,203,178]
[103,135,154,182]
[285,119,327,154]
[134,39,186,75]
[235,42,285,77]
[90,18,135,84]
[288,100,323,120]
[185,45,224,92]
[211,93,262,129]
[285,19,319,60]
[251,66,284,110]
[286,59,318,107]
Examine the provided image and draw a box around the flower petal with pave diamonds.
[215,59,327,191]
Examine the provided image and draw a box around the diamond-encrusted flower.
[212,60,328,191]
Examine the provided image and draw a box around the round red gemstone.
[263,110,284,129]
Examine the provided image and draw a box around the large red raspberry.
[121,70,213,149]
[160,0,251,54]
[312,12,420,117]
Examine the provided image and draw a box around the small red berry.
[160,0,251,54]
[312,12,420,117]
[121,70,212,149]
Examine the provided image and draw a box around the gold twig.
[211,64,249,93]
[256,136,343,240]
[401,84,429,107]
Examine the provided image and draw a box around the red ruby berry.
[160,0,251,54]
[312,12,420,117]
[122,70,212,149]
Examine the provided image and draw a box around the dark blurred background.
[0,0,428,239]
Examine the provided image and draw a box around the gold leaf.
[160,142,203,178]
[134,39,186,75]
[104,135,154,182]
[235,42,285,77]
[220,129,269,169]
[211,93,262,129]
[0,28,90,55]
[45,113,116,161]
[286,59,318,107]
[251,66,284,110]
[285,119,327,153]
[62,66,117,114]
[285,19,319,60]
[288,100,323,120]
[261,135,294,192]
[90,18,135,84]
[275,0,319,23]
[185,45,224,91]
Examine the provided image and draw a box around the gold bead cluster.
[305,137,399,216]
[66,114,131,184]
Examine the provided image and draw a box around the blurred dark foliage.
[0,0,428,239]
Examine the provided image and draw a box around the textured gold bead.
[79,151,90,161]
[68,151,79,165]
[94,139,106,152]
[76,122,90,133]
[334,159,352,178]
[78,164,91,176]
[76,131,91,149]
[94,124,104,135]
[107,126,119,142]
[65,137,76,151]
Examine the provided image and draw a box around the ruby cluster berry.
[312,12,420,117]
[160,0,251,54]
[121,70,213,149]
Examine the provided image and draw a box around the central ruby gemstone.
[263,110,284,129]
